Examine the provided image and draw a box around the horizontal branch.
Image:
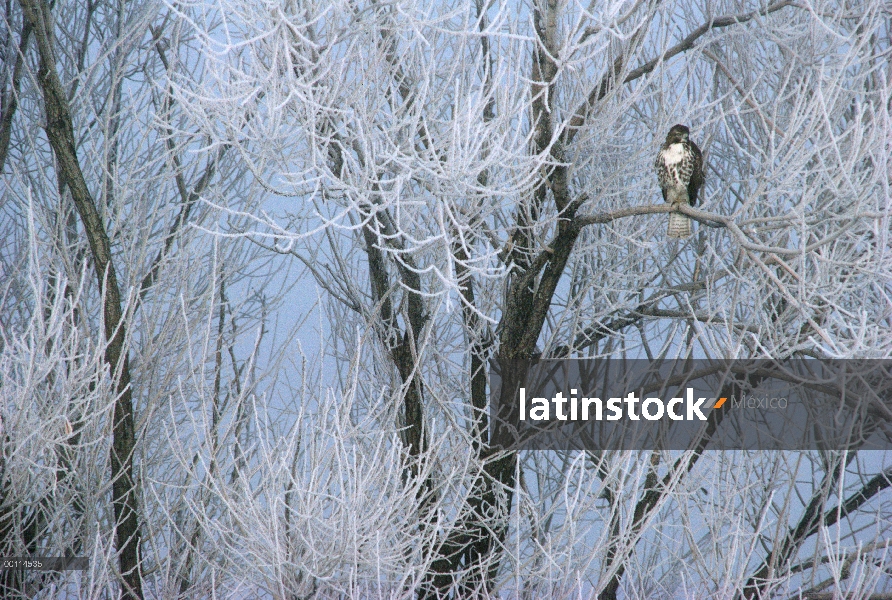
[643,308,760,332]
[573,203,726,229]
[574,203,880,257]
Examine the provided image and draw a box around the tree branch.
[17,0,143,596]
[564,0,797,143]
[136,28,227,309]
[741,466,892,600]
[599,373,760,600]
[0,13,30,174]
[740,461,846,600]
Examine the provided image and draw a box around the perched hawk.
[655,124,704,238]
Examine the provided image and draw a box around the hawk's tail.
[667,213,692,238]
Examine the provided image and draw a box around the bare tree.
[2,0,891,598]
[1,0,277,598]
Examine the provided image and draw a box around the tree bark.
[16,1,142,597]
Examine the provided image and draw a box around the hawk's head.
[665,124,690,144]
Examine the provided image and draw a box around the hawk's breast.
[658,142,692,188]
[662,143,685,165]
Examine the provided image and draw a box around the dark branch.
[623,0,796,84]
[564,0,797,143]
[137,29,227,308]
[740,466,892,600]
[18,0,143,596]
[550,279,735,357]
[823,467,892,531]
[0,16,31,174]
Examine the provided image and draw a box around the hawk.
[655,124,704,238]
